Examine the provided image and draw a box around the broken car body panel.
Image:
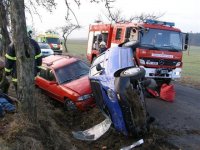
[72,117,112,141]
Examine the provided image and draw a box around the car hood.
[61,75,92,95]
[41,48,54,53]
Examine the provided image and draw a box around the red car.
[35,55,95,111]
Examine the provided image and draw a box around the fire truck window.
[93,34,103,50]
[125,27,131,39]
[93,36,98,49]
[115,28,122,40]
[102,33,108,44]
[129,28,138,42]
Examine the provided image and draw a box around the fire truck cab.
[87,19,189,86]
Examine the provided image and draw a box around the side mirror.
[60,42,63,45]
[96,63,103,71]
[184,33,189,50]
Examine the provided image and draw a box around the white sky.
[26,0,200,39]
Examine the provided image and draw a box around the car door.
[45,69,63,102]
[36,67,63,102]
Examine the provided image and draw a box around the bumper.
[75,97,95,111]
[53,50,63,54]
[142,67,182,79]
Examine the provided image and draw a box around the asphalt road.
[146,83,200,150]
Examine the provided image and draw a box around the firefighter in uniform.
[4,37,42,93]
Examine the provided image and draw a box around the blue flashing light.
[145,19,175,27]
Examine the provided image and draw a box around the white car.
[38,42,54,57]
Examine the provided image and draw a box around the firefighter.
[99,41,107,53]
[4,36,42,94]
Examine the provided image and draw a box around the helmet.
[99,41,106,46]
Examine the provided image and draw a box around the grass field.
[66,39,87,56]
[181,46,200,86]
[66,39,200,86]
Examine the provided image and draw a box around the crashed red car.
[35,55,95,111]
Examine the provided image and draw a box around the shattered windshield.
[55,60,89,84]
[140,29,182,51]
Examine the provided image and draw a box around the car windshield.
[39,43,51,49]
[140,29,182,51]
[55,60,89,84]
[46,37,60,44]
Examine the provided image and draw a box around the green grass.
[182,46,200,83]
[66,39,200,84]
[65,39,87,56]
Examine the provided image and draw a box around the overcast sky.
[26,0,200,38]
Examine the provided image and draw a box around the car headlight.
[139,59,145,65]
[107,89,116,100]
[123,68,140,75]
[77,94,93,101]
[176,62,181,67]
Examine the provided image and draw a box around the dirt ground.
[0,84,183,150]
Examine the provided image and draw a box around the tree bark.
[63,35,68,52]
[0,0,11,56]
[10,0,37,123]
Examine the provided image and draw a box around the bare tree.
[104,0,164,23]
[60,23,80,52]
[0,0,11,56]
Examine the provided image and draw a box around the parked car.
[35,55,95,111]
[38,42,54,57]
[89,46,149,136]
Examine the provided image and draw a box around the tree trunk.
[63,35,68,52]
[10,0,37,123]
[0,0,11,56]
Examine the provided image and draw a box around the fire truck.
[86,19,189,88]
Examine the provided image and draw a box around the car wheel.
[64,98,76,111]
[120,67,145,80]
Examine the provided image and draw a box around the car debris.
[120,139,144,150]
[72,117,111,141]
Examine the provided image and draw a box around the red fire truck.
[86,19,188,87]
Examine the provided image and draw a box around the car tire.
[64,98,76,111]
[120,67,145,80]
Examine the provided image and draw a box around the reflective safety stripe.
[5,68,12,72]
[12,78,18,82]
[35,53,42,59]
[38,66,46,70]
[5,54,16,60]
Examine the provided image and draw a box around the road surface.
[146,83,200,150]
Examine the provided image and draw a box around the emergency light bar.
[145,19,175,27]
